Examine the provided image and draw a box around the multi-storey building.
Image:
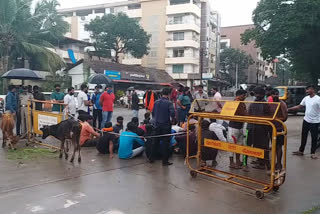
[58,0,220,87]
[220,24,274,85]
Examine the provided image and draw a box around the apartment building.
[58,0,220,87]
[220,25,275,85]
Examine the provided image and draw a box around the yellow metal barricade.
[186,99,287,199]
[27,100,68,150]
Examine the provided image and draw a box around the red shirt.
[100,92,115,112]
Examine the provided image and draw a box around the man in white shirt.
[193,85,208,112]
[64,87,76,117]
[289,85,320,159]
[77,83,91,115]
[211,87,223,112]
[209,119,227,142]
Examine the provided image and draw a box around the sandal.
[292,151,304,156]
[252,164,266,170]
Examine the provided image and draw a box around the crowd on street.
[4,82,320,168]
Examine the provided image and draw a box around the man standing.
[131,89,139,118]
[193,85,209,112]
[152,88,175,166]
[92,85,103,129]
[33,85,45,111]
[19,86,34,138]
[77,83,91,116]
[143,87,157,113]
[211,87,223,112]
[227,89,247,169]
[51,84,65,113]
[64,87,76,117]
[289,85,320,159]
[270,89,288,170]
[100,85,115,128]
[5,85,17,115]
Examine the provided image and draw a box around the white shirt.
[64,94,76,115]
[300,95,320,123]
[77,91,88,112]
[212,92,222,112]
[209,122,227,142]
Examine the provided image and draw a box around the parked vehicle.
[276,86,306,114]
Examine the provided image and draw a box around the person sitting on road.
[143,112,151,124]
[79,114,101,147]
[201,120,219,167]
[209,119,227,142]
[96,122,115,159]
[175,124,197,157]
[130,117,145,136]
[118,122,145,159]
[112,116,124,151]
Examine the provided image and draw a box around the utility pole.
[200,48,203,83]
[235,63,239,89]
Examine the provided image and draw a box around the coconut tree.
[0,0,68,92]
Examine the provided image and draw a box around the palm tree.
[0,0,68,92]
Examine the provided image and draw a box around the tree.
[85,13,151,63]
[220,48,254,86]
[241,0,320,84]
[0,0,68,92]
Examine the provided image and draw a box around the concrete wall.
[140,0,168,70]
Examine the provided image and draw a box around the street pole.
[200,48,203,84]
[235,63,238,89]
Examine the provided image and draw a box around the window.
[173,16,183,24]
[110,8,114,13]
[128,4,141,9]
[173,32,184,41]
[220,42,227,49]
[150,51,157,57]
[80,16,86,21]
[173,49,184,57]
[172,64,184,73]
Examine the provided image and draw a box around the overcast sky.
[56,0,259,27]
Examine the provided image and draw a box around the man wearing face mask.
[193,85,208,112]
[91,85,103,129]
[100,85,115,128]
[19,86,34,138]
[64,87,76,117]
[33,85,45,111]
[77,83,91,116]
[51,84,65,113]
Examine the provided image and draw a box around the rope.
[67,113,187,139]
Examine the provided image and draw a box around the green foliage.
[85,13,151,62]
[7,148,59,160]
[115,90,125,101]
[241,0,320,84]
[0,0,68,74]
[220,48,254,85]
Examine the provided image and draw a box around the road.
[0,108,319,214]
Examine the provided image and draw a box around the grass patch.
[302,205,320,214]
[6,148,59,160]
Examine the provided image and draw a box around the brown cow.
[1,113,19,150]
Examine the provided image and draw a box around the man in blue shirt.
[51,84,64,112]
[92,85,103,129]
[152,87,175,166]
[118,122,145,159]
[5,85,17,114]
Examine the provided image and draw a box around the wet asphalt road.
[0,108,319,214]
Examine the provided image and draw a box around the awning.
[112,79,172,87]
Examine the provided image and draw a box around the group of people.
[5,81,320,170]
[5,85,44,138]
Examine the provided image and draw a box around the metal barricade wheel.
[190,170,197,178]
[255,190,264,199]
[273,186,280,192]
